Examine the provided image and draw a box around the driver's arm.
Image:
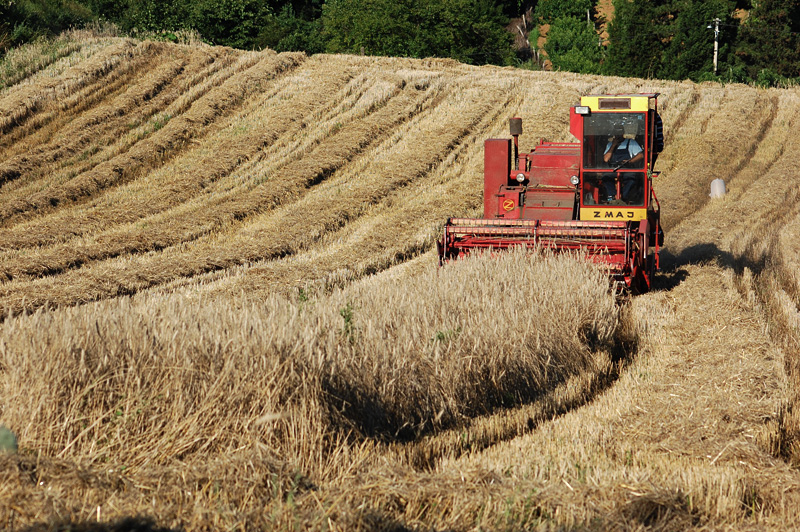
[628,151,644,164]
[603,139,622,163]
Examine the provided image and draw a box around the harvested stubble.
[0,250,618,530]
[706,90,800,469]
[0,66,503,312]
[0,55,387,252]
[0,49,304,223]
[658,86,778,231]
[0,42,240,184]
[0,32,87,92]
[6,31,800,531]
[0,39,142,137]
[0,52,188,186]
[0,57,410,270]
[0,47,259,236]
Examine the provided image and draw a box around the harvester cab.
[438,93,663,293]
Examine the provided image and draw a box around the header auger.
[438,94,664,293]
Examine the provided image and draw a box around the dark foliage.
[736,0,800,80]
[322,0,514,65]
[533,0,592,24]
[604,0,670,79]
[1,0,94,51]
[659,0,737,81]
[544,17,603,74]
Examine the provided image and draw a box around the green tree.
[428,0,515,65]
[659,0,736,80]
[189,0,272,49]
[544,16,603,73]
[604,0,668,78]
[1,0,95,51]
[257,5,326,53]
[323,0,415,56]
[116,0,192,34]
[533,0,592,24]
[322,0,514,65]
[85,0,129,24]
[497,0,537,18]
[737,0,800,80]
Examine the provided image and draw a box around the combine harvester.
[439,93,664,293]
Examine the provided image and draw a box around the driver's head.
[610,124,624,139]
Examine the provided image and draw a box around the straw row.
[0,48,259,225]
[0,39,142,135]
[0,55,384,254]
[192,76,575,298]
[0,50,304,223]
[0,32,87,91]
[0,55,189,188]
[0,66,428,282]
[0,72,496,312]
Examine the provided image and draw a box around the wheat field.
[2,31,800,530]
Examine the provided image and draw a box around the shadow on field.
[659,241,773,286]
[394,326,640,471]
[655,242,751,292]
[18,517,178,532]
[617,489,701,530]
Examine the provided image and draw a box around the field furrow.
[0,72,508,313]
[0,56,398,254]
[0,64,432,279]
[0,33,88,91]
[0,39,144,136]
[0,45,162,164]
[0,54,189,185]
[0,51,304,223]
[0,49,259,213]
[3,49,248,198]
[657,86,776,230]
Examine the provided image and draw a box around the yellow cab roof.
[580,93,658,113]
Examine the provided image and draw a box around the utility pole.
[708,18,720,75]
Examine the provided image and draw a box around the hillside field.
[3,31,800,530]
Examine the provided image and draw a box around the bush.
[534,0,592,24]
[117,0,192,34]
[544,16,602,74]
[753,68,794,88]
[0,0,95,52]
[257,5,326,53]
[322,0,513,65]
[189,0,272,49]
[322,0,414,57]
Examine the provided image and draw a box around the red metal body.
[438,94,663,293]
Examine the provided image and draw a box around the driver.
[602,125,643,203]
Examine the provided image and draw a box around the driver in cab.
[602,124,643,203]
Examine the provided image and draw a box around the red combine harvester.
[438,93,664,293]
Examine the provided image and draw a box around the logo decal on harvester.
[580,208,646,222]
[502,199,516,211]
[591,210,636,219]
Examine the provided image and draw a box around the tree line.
[1,0,799,86]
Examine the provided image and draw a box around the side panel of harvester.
[485,140,579,221]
